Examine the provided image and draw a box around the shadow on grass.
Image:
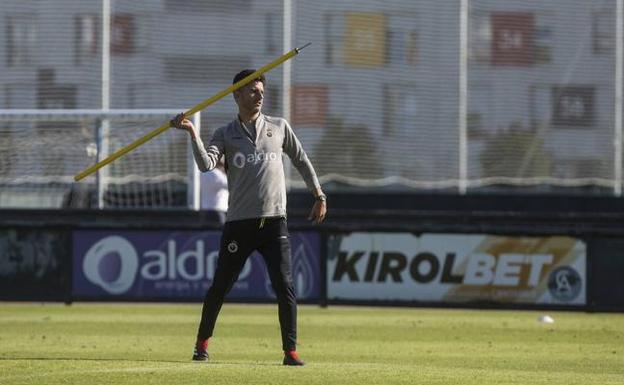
[0,356,283,366]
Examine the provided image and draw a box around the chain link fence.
[0,0,622,208]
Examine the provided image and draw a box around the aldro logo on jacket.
[232,151,280,168]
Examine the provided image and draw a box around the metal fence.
[0,0,623,208]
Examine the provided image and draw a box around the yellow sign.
[344,13,386,67]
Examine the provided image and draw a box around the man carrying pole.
[171,69,327,366]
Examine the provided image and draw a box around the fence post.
[615,0,623,196]
[283,0,293,191]
[459,0,469,194]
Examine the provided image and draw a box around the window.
[77,13,146,58]
[387,15,418,66]
[593,11,615,54]
[384,85,419,135]
[534,16,553,64]
[327,12,417,67]
[531,85,596,129]
[470,11,553,66]
[36,69,77,110]
[325,14,343,65]
[470,12,492,64]
[265,13,280,55]
[551,86,595,127]
[343,12,386,68]
[112,14,135,55]
[292,85,328,126]
[75,14,98,64]
[491,12,534,66]
[6,16,37,67]
[467,85,494,138]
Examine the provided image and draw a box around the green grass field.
[0,303,622,385]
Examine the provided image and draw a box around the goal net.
[0,110,199,209]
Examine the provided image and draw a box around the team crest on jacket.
[227,241,239,253]
[266,129,273,137]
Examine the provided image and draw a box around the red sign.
[292,85,328,126]
[491,12,534,66]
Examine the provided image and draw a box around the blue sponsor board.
[72,230,320,300]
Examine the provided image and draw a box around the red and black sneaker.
[283,350,305,366]
[192,340,209,362]
[192,347,209,361]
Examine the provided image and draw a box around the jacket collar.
[236,113,265,143]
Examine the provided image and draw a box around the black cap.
[232,69,266,85]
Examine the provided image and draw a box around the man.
[171,69,326,366]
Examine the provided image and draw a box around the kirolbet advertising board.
[328,233,586,305]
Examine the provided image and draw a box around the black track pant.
[196,216,297,351]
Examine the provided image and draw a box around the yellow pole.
[74,43,311,182]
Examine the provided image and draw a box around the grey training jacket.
[190,114,320,222]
